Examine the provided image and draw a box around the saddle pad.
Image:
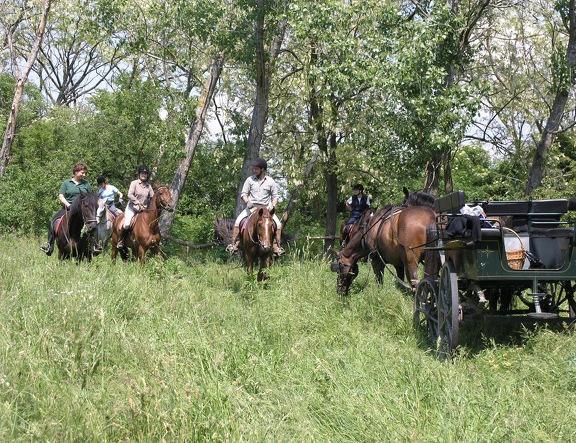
[54,216,64,235]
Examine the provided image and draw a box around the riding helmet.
[353,184,364,191]
[253,158,267,169]
[138,165,150,174]
[97,175,106,185]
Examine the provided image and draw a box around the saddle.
[53,216,65,235]
[239,212,276,235]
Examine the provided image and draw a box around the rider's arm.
[59,193,70,208]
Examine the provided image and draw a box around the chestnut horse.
[110,185,175,263]
[334,205,440,295]
[239,206,277,281]
[55,191,100,261]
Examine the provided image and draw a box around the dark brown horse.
[339,207,376,246]
[55,191,100,261]
[239,206,277,281]
[111,185,175,263]
[334,205,440,295]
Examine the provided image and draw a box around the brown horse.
[334,205,440,295]
[55,191,101,261]
[339,207,376,247]
[239,206,277,281]
[110,185,175,263]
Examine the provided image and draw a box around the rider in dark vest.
[345,184,371,229]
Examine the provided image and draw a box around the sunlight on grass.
[0,236,575,441]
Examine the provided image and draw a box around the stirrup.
[275,246,285,257]
[225,244,237,254]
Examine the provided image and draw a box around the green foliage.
[171,213,215,244]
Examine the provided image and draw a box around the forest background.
[2,0,576,248]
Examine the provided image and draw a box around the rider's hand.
[267,203,274,211]
[118,198,123,206]
[246,200,254,209]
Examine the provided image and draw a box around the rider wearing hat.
[227,157,284,256]
[345,183,371,228]
[97,175,123,217]
[117,165,154,248]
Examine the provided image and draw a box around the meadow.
[1,235,575,442]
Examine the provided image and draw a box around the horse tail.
[424,222,440,279]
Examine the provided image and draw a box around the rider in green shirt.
[40,162,93,256]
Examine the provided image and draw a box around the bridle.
[247,209,274,248]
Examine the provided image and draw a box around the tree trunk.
[234,0,286,216]
[526,0,576,195]
[324,133,338,253]
[279,152,319,229]
[0,0,52,177]
[160,51,225,235]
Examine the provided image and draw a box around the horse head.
[254,207,274,252]
[78,191,99,231]
[334,247,359,296]
[154,185,175,213]
[96,199,107,224]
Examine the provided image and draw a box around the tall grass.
[1,236,575,442]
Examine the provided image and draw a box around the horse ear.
[153,183,159,190]
[403,186,409,198]
[269,206,275,215]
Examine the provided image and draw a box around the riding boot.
[117,227,129,249]
[274,226,285,256]
[226,226,240,254]
[40,227,54,256]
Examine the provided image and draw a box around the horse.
[239,206,277,281]
[402,187,437,209]
[96,199,116,250]
[339,207,376,247]
[55,191,101,261]
[110,185,175,263]
[334,204,440,295]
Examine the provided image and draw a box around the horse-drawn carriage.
[415,191,576,359]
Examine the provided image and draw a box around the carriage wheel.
[414,278,440,347]
[540,281,576,318]
[438,260,460,360]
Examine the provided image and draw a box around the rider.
[344,184,371,235]
[227,157,284,256]
[97,175,123,217]
[117,165,154,249]
[41,162,96,256]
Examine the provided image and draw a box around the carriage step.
[527,312,559,319]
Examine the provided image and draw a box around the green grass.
[1,236,575,442]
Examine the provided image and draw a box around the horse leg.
[258,255,272,281]
[371,259,384,284]
[395,265,405,283]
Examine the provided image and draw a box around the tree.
[0,0,52,177]
[526,0,576,195]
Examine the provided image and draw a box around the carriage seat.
[483,199,568,232]
[434,190,466,214]
[529,227,574,269]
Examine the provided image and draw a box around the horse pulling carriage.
[415,191,576,359]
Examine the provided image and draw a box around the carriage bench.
[435,191,576,270]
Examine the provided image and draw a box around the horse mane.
[68,192,84,214]
[402,188,437,209]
